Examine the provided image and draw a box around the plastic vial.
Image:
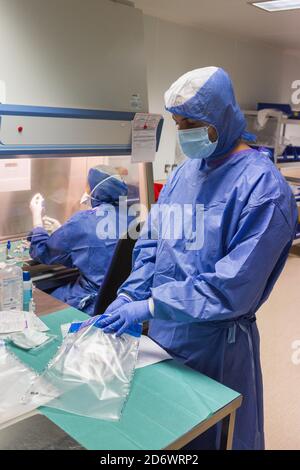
[29,284,37,314]
[6,241,12,260]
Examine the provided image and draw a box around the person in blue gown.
[29,166,128,316]
[98,67,298,449]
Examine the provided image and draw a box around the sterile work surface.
[8,307,241,450]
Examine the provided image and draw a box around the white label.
[0,159,31,192]
[0,310,26,333]
[130,94,142,111]
[0,80,6,103]
[1,278,22,310]
[131,113,162,163]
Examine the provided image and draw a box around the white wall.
[143,15,299,180]
[279,52,300,105]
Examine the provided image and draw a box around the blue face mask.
[178,127,218,160]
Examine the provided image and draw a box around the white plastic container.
[0,261,23,311]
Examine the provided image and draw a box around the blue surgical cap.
[88,166,128,207]
[165,67,247,159]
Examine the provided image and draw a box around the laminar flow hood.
[0,0,150,154]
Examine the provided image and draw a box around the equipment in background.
[243,103,300,241]
[243,103,300,165]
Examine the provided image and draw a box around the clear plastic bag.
[23,316,142,421]
[0,341,51,425]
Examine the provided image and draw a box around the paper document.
[136,335,172,369]
[0,159,31,193]
[0,311,27,334]
[0,310,49,335]
[26,312,49,332]
[131,113,162,163]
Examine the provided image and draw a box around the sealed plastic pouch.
[0,341,51,425]
[23,315,142,421]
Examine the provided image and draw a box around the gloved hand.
[103,295,132,316]
[99,300,152,337]
[30,193,45,228]
[43,216,62,233]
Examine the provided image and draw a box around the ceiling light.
[250,0,300,11]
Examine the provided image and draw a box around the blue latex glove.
[99,300,152,337]
[104,296,131,316]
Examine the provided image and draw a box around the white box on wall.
[0,159,31,192]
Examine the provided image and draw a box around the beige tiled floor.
[257,249,300,450]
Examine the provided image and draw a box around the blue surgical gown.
[29,205,126,316]
[120,149,298,450]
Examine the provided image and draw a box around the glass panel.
[0,155,141,243]
[0,155,143,315]
[244,114,279,148]
[86,156,140,205]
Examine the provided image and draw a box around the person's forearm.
[32,214,43,228]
